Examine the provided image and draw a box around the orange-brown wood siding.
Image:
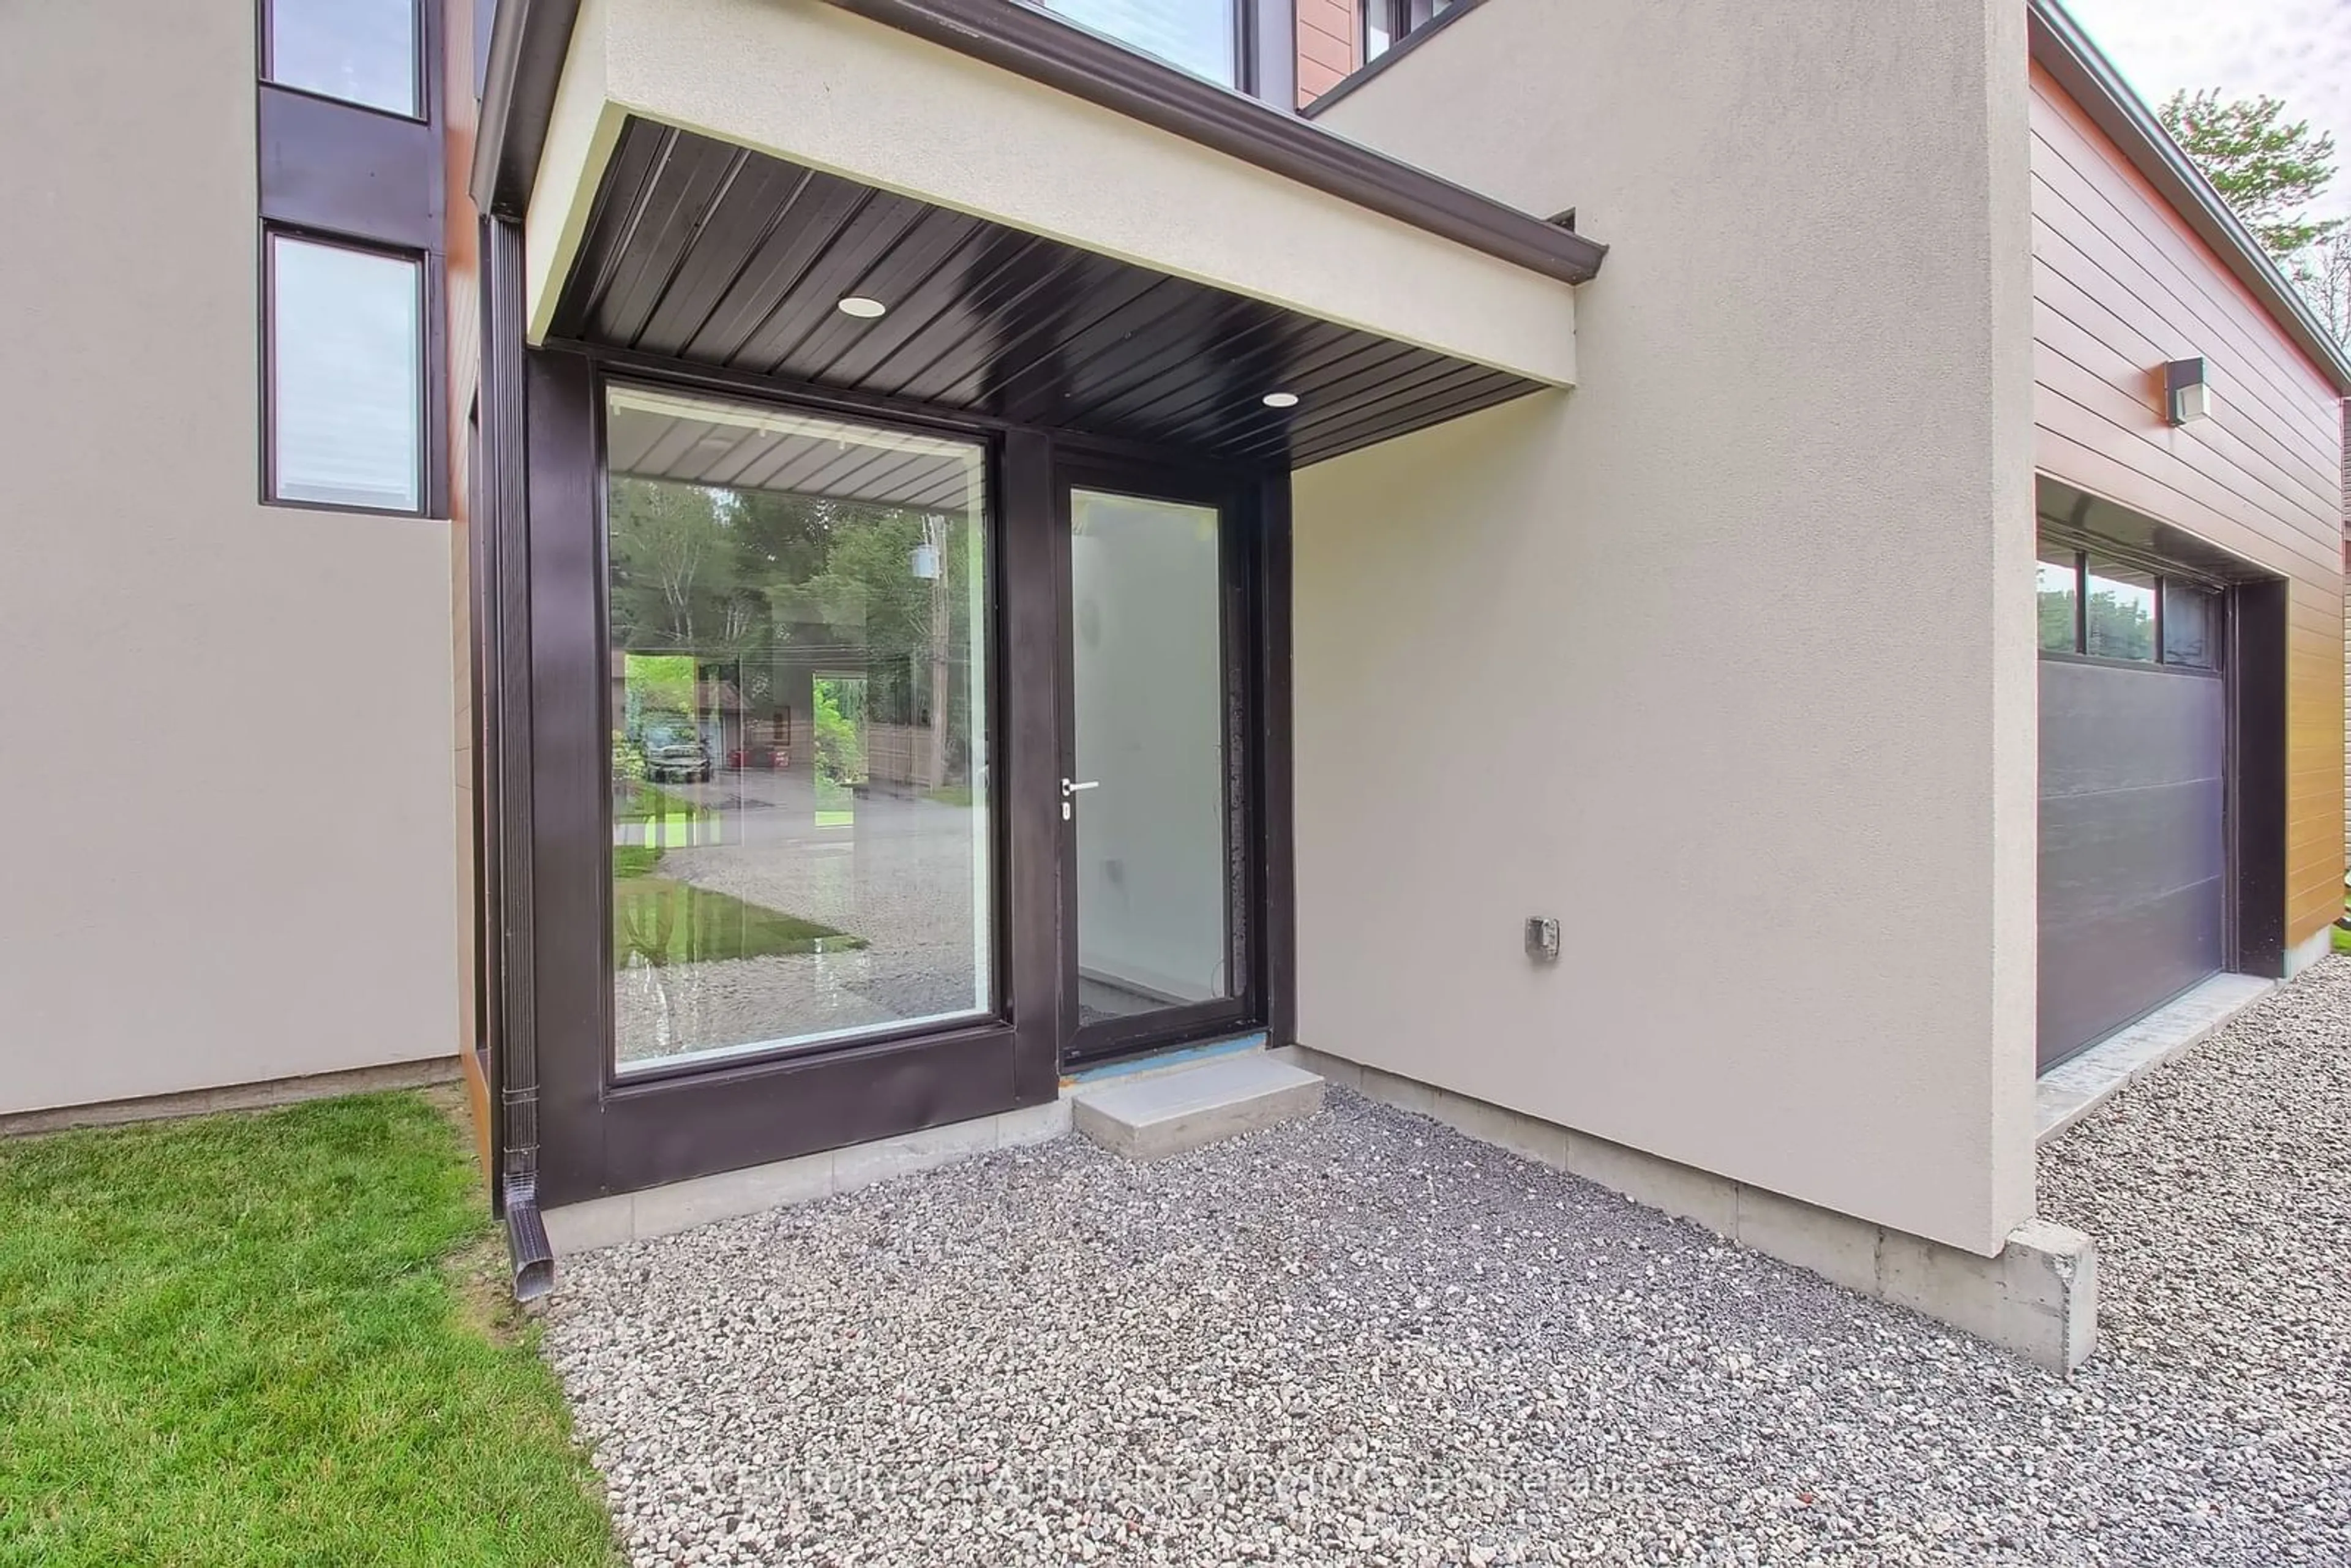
[2030,62,2347,953]
[1296,0,1357,106]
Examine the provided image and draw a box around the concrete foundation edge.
[543,1098,1076,1256]
[1273,1045,2098,1374]
[0,1055,464,1137]
[2284,925,2332,977]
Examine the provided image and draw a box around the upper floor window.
[1362,0,1455,64]
[264,0,422,118]
[1037,0,1240,88]
[266,231,425,513]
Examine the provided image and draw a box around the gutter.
[2028,0,2351,395]
[470,0,584,219]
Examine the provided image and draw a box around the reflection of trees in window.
[606,476,980,783]
[2085,569,2155,662]
[2036,559,2079,653]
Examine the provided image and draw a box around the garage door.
[2036,551,2228,1071]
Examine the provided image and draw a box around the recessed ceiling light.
[1262,391,1300,409]
[837,295,888,319]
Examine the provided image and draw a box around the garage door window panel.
[2038,547,2083,653]
[2162,580,2221,670]
[2084,558,2156,662]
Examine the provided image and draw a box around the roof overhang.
[550,117,1550,466]
[2029,0,2351,396]
[482,0,1590,392]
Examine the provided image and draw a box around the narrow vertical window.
[267,233,424,513]
[2084,558,2158,662]
[2036,546,2082,653]
[264,0,422,118]
[2161,580,2222,669]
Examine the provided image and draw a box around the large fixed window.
[1037,0,1242,86]
[2036,546,2221,672]
[264,231,425,513]
[603,384,996,1076]
[263,0,422,118]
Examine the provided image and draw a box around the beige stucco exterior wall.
[1300,0,2039,1255]
[523,0,1577,386]
[0,4,461,1114]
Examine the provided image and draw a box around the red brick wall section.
[1296,0,1358,106]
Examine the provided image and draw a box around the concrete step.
[1071,1053,1324,1159]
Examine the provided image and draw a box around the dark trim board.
[258,84,442,250]
[481,215,534,1214]
[2227,577,2289,977]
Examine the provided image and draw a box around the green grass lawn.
[613,781,710,824]
[613,875,863,967]
[0,1092,617,1568]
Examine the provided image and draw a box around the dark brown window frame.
[253,0,446,520]
[258,0,431,126]
[1052,451,1269,1067]
[595,374,1017,1089]
[2036,546,2225,675]
[258,223,436,519]
[504,340,1295,1206]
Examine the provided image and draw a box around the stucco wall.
[1300,0,2039,1255]
[525,0,1576,386]
[0,4,460,1113]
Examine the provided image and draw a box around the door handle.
[1062,778,1100,797]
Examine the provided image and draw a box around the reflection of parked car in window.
[637,716,712,783]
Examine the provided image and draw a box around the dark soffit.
[550,118,1549,467]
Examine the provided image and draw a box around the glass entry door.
[1059,471,1256,1061]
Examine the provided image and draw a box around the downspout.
[474,0,582,1300]
[483,211,552,1302]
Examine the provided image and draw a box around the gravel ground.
[546,959,2351,1567]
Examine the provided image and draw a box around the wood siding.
[1295,0,1357,106]
[2030,62,2347,953]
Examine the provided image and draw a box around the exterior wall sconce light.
[2164,357,2211,425]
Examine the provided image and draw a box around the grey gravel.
[546,958,2351,1566]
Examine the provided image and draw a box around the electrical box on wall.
[1526,917,1562,963]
